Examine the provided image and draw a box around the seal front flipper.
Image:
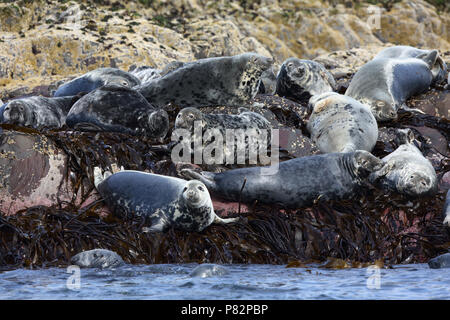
[398,103,425,115]
[213,215,240,225]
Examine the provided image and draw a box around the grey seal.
[276,58,336,103]
[136,53,273,108]
[444,189,450,227]
[428,253,450,269]
[70,249,125,268]
[54,67,141,97]
[307,92,378,153]
[66,84,169,139]
[345,52,439,121]
[373,46,447,84]
[369,129,437,197]
[94,168,238,232]
[190,264,229,278]
[1,95,81,129]
[181,150,383,208]
[130,66,161,84]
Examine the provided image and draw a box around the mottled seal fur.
[54,67,141,97]
[276,58,336,103]
[369,129,437,197]
[190,264,229,278]
[71,249,124,268]
[307,92,378,153]
[1,95,80,129]
[136,53,272,108]
[374,46,447,84]
[428,253,450,269]
[66,84,169,139]
[181,150,383,208]
[94,168,238,232]
[345,52,439,121]
[444,189,450,227]
[130,66,161,84]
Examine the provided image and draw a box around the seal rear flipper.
[417,50,439,70]
[180,169,217,191]
[395,128,415,145]
[142,217,169,233]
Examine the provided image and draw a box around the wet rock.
[428,253,450,269]
[407,89,450,119]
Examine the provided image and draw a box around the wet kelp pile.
[0,92,449,269]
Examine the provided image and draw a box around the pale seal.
[190,264,229,278]
[1,95,81,129]
[307,92,378,153]
[66,84,169,139]
[444,189,450,227]
[345,52,439,121]
[373,46,447,84]
[181,150,383,208]
[130,66,161,84]
[54,67,141,97]
[94,168,239,232]
[369,129,437,197]
[276,58,336,103]
[428,253,450,269]
[70,249,125,268]
[136,53,273,108]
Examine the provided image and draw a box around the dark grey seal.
[1,95,80,129]
[307,92,378,153]
[181,150,383,208]
[276,58,336,103]
[54,67,141,97]
[369,129,437,197]
[428,253,450,269]
[94,168,238,232]
[70,249,124,268]
[66,84,169,139]
[136,53,273,108]
[373,46,447,84]
[190,264,229,278]
[345,52,439,121]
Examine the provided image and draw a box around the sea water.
[0,264,448,300]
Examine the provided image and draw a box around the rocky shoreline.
[0,0,449,269]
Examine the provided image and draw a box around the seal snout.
[404,172,434,196]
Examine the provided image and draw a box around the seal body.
[174,107,273,164]
[1,95,79,129]
[369,129,437,197]
[54,67,141,97]
[94,168,238,232]
[70,249,124,268]
[276,58,336,103]
[181,150,383,208]
[190,264,229,278]
[444,189,450,226]
[307,92,378,153]
[428,253,450,269]
[374,46,447,84]
[345,54,437,121]
[136,53,273,108]
[66,84,169,139]
[130,66,161,84]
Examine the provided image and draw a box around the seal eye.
[183,187,187,192]
[188,114,194,119]
[198,186,204,192]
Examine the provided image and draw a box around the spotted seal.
[130,66,161,84]
[190,264,229,278]
[307,92,378,153]
[136,53,273,108]
[94,168,239,232]
[369,129,437,197]
[66,84,169,139]
[1,95,81,129]
[70,249,125,268]
[276,58,336,103]
[444,189,450,227]
[345,52,439,121]
[373,46,447,84]
[54,67,141,97]
[428,253,450,269]
[181,150,383,208]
